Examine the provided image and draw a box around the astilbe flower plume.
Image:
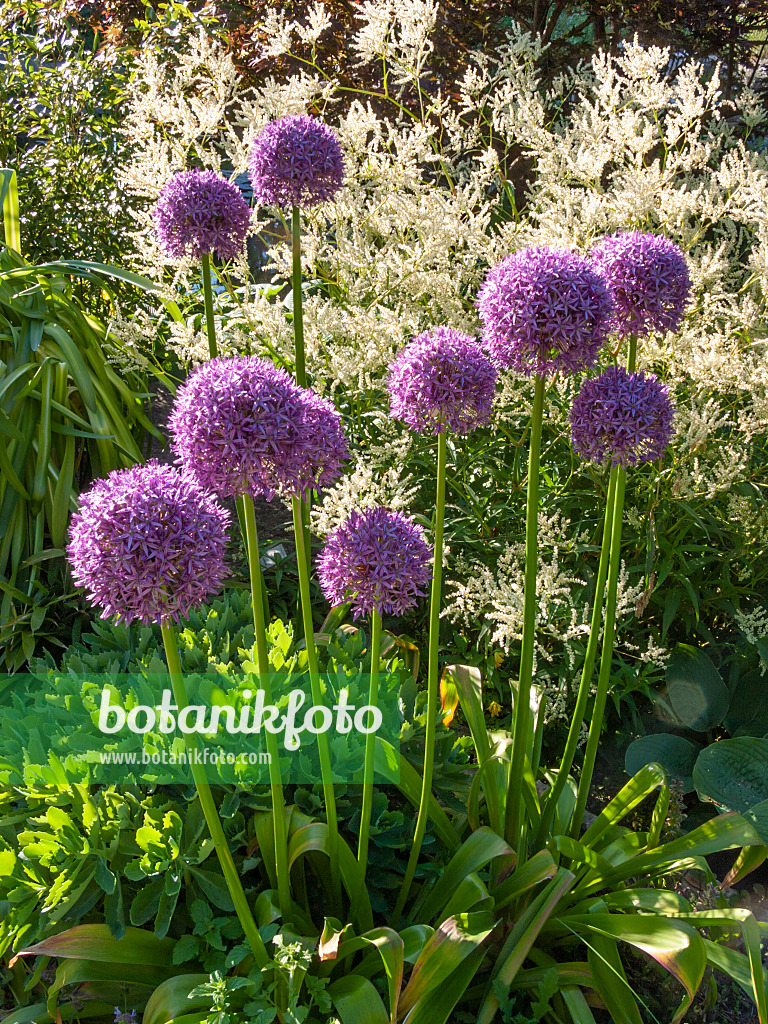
[249,114,345,209]
[570,366,675,467]
[477,247,613,376]
[67,462,230,625]
[388,327,497,435]
[154,169,251,261]
[169,356,348,501]
[318,506,432,619]
[590,231,691,337]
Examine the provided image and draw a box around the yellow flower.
[487,701,503,718]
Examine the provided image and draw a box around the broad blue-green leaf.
[666,644,729,731]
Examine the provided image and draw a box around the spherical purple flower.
[169,356,348,501]
[388,327,497,435]
[154,169,251,261]
[67,462,230,625]
[570,366,675,467]
[590,231,691,337]
[248,114,345,209]
[477,247,613,377]
[318,507,432,619]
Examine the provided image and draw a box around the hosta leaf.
[624,733,701,793]
[666,644,729,731]
[693,737,768,820]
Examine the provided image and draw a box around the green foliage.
[0,1,135,270]
[0,241,168,668]
[625,635,768,829]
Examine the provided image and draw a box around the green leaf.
[417,827,513,924]
[400,946,485,1024]
[624,733,701,793]
[328,976,389,1024]
[693,737,768,817]
[0,168,21,253]
[374,738,460,852]
[288,822,374,933]
[566,913,706,1022]
[587,931,644,1024]
[360,927,404,1021]
[10,925,176,966]
[704,939,768,1023]
[666,644,729,731]
[187,865,234,912]
[399,912,496,1018]
[142,974,211,1024]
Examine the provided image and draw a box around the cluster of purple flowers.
[318,506,432,619]
[67,462,230,625]
[169,356,348,502]
[154,169,251,261]
[154,114,344,264]
[570,366,675,467]
[388,327,497,435]
[590,231,691,337]
[249,114,345,209]
[477,247,613,376]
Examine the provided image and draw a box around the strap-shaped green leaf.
[0,168,21,253]
[328,976,390,1024]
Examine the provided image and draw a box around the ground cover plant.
[3,2,768,1023]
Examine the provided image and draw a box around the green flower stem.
[569,466,627,838]
[291,205,306,388]
[201,252,218,360]
[570,333,638,838]
[242,492,292,922]
[291,494,342,916]
[357,607,382,878]
[533,466,618,849]
[159,621,269,968]
[505,374,546,856]
[391,429,447,926]
[291,204,312,596]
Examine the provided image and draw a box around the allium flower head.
[590,231,691,337]
[388,327,497,435]
[477,247,613,376]
[570,366,675,467]
[249,114,345,208]
[169,356,348,501]
[318,506,432,619]
[67,462,230,625]
[154,169,251,261]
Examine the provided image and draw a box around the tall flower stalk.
[478,248,612,857]
[249,114,345,583]
[170,356,348,920]
[567,231,688,837]
[318,506,432,885]
[291,493,342,916]
[67,463,269,966]
[242,493,292,918]
[385,326,496,920]
[154,169,251,361]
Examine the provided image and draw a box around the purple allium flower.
[318,507,432,619]
[248,114,345,209]
[477,247,613,376]
[388,327,497,435]
[154,169,251,260]
[590,231,691,337]
[67,462,230,625]
[169,356,348,501]
[570,366,675,467]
